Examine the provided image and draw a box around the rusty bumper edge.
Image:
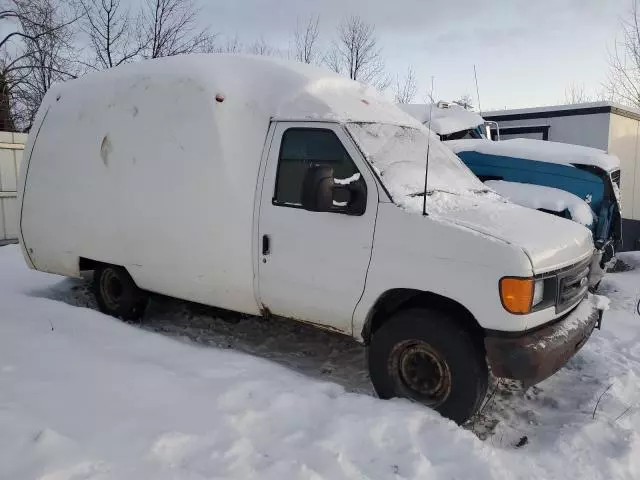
[485,303,602,386]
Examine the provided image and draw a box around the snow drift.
[2,243,640,479]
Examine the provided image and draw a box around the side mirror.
[333,182,366,216]
[301,165,335,212]
[301,165,367,216]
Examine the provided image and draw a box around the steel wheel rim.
[392,341,452,407]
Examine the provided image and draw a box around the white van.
[18,55,604,424]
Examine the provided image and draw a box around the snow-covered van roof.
[445,138,620,172]
[55,53,418,128]
[397,103,485,136]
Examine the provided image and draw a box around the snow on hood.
[446,138,620,172]
[397,103,485,135]
[486,180,595,227]
[423,192,594,273]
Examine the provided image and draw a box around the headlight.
[532,279,544,307]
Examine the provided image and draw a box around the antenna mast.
[422,76,435,216]
[474,64,482,115]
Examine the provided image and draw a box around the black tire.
[93,264,148,321]
[368,308,488,425]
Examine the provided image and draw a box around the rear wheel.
[93,264,148,321]
[368,308,488,424]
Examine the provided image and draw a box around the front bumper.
[484,295,603,385]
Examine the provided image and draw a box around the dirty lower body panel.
[484,297,602,385]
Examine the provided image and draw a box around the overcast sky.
[201,0,630,111]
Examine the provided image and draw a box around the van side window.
[274,128,362,206]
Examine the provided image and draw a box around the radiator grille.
[556,258,590,313]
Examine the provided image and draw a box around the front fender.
[352,203,538,339]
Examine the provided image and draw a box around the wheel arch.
[79,256,100,272]
[79,257,142,288]
[361,289,485,347]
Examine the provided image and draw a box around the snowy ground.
[1,244,640,479]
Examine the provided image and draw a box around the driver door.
[256,121,378,333]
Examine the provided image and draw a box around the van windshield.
[346,122,487,209]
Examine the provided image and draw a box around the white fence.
[0,132,27,243]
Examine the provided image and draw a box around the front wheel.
[93,264,148,321]
[368,308,488,425]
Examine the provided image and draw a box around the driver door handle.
[262,234,270,256]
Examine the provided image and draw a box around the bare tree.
[393,66,417,103]
[422,83,435,104]
[0,74,12,130]
[0,4,46,49]
[2,0,79,129]
[76,0,143,70]
[607,0,640,107]
[564,82,591,104]
[452,93,474,110]
[247,36,277,56]
[323,47,341,73]
[327,15,389,90]
[596,84,616,102]
[0,3,35,129]
[212,34,241,54]
[141,0,215,58]
[293,15,319,64]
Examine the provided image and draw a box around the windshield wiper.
[409,188,458,197]
[411,187,491,198]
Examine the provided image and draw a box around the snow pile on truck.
[486,180,595,227]
[397,103,485,136]
[447,138,620,172]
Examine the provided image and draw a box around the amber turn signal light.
[499,277,534,314]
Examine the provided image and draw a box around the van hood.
[421,192,594,274]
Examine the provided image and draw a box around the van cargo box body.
[20,55,408,314]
